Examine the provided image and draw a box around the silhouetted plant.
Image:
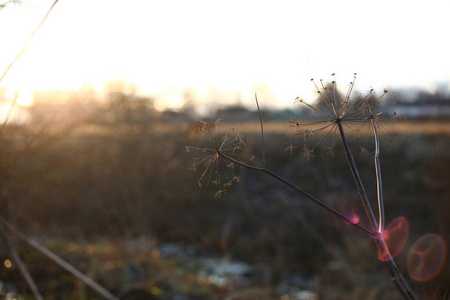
[188,74,420,300]
[289,74,398,156]
[186,120,254,197]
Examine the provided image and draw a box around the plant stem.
[218,152,374,236]
[255,93,266,168]
[371,119,384,233]
[336,120,417,300]
[0,0,60,84]
[0,216,120,300]
[0,223,43,300]
[336,120,378,231]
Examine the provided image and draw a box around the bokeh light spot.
[3,259,12,268]
[407,234,447,282]
[377,216,409,262]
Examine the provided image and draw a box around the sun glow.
[16,91,34,107]
[1,0,449,110]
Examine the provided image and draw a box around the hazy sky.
[1,0,449,110]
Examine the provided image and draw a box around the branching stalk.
[336,120,378,231]
[337,120,417,300]
[218,152,374,236]
[192,75,418,299]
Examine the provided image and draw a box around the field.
[0,119,449,299]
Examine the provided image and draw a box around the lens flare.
[377,216,409,262]
[407,234,447,282]
[348,210,360,224]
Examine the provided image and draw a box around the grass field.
[69,119,450,135]
[0,119,449,299]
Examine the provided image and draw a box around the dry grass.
[215,120,450,135]
[24,120,450,139]
[1,118,449,299]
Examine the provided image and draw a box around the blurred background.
[0,1,449,299]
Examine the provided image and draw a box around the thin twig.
[218,151,374,236]
[371,119,384,233]
[337,120,378,231]
[0,223,43,300]
[0,216,120,300]
[255,93,266,167]
[0,0,59,84]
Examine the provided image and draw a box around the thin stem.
[0,216,120,300]
[331,79,338,117]
[337,120,379,231]
[372,119,384,232]
[377,237,418,300]
[0,0,60,84]
[255,93,266,168]
[218,151,374,236]
[0,224,43,300]
[337,120,417,300]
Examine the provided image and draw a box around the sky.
[0,0,449,111]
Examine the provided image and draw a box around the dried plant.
[188,74,419,300]
[186,120,254,197]
[289,73,398,157]
[0,1,119,299]
[291,74,400,233]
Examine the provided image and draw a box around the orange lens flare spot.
[407,234,447,282]
[377,216,410,262]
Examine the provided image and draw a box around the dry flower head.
[186,120,254,197]
[289,73,399,157]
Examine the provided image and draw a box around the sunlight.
[1,0,449,110]
[16,90,34,107]
[0,104,31,124]
[155,91,184,111]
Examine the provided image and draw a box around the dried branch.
[0,223,43,300]
[218,151,374,236]
[337,120,417,300]
[371,119,384,233]
[255,93,266,167]
[0,216,120,300]
[0,0,59,84]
